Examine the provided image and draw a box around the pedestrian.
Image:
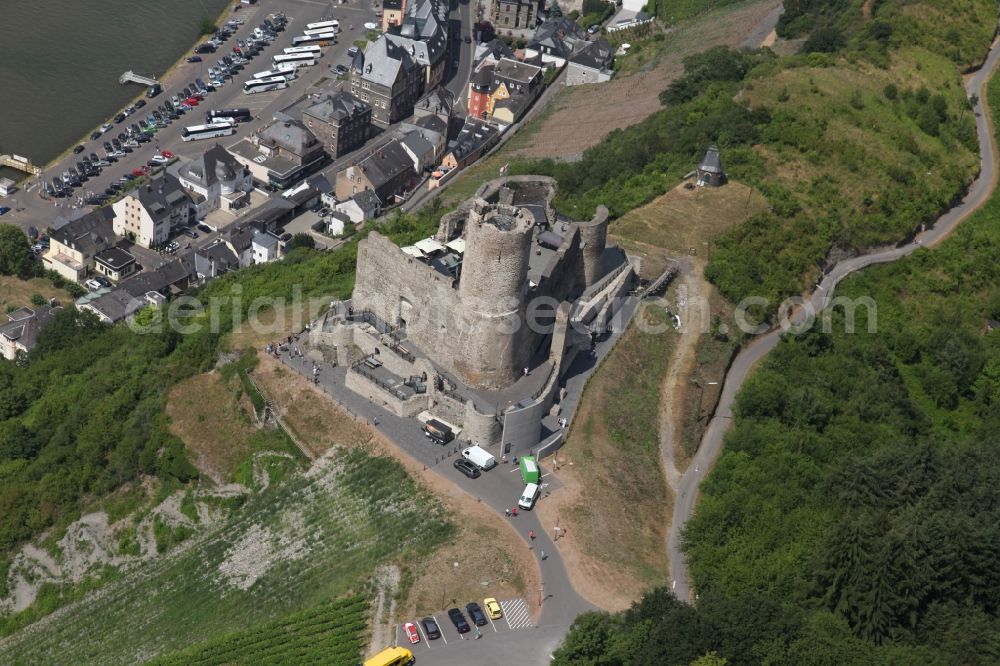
[523,367,529,377]
[512,455,518,466]
[529,530,535,540]
[540,549,547,560]
[505,508,511,517]
[511,507,519,517]
[373,416,380,426]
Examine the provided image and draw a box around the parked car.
[466,602,488,626]
[84,278,103,291]
[403,622,420,644]
[484,597,502,619]
[73,144,85,154]
[197,223,213,234]
[420,617,441,640]
[183,227,198,239]
[587,24,601,34]
[90,130,102,140]
[447,608,470,633]
[134,99,146,109]
[0,207,9,216]
[187,55,203,63]
[114,113,126,123]
[453,458,481,479]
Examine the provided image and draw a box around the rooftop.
[94,246,136,271]
[229,139,301,179]
[303,91,371,125]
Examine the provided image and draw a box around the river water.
[0,0,230,182]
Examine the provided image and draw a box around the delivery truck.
[462,445,497,471]
[519,456,540,484]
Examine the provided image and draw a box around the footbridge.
[119,71,159,86]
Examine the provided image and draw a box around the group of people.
[504,507,520,517]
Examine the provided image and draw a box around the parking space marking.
[487,614,498,633]
[500,598,533,630]
[432,614,448,644]
[415,621,430,648]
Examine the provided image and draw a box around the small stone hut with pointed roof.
[696,145,726,187]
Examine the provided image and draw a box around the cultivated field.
[0,446,454,665]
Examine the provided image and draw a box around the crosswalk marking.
[500,598,532,630]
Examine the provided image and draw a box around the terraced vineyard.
[146,596,367,666]
[0,447,454,665]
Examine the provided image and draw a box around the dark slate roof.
[303,92,371,125]
[228,225,256,251]
[50,208,115,254]
[259,120,321,156]
[178,143,243,189]
[84,289,142,323]
[355,140,415,188]
[569,39,614,70]
[412,114,448,137]
[130,173,189,222]
[415,87,454,116]
[472,65,494,91]
[400,131,436,161]
[447,118,499,162]
[493,57,542,86]
[528,17,584,58]
[474,39,516,66]
[94,246,136,271]
[353,188,382,211]
[698,145,724,174]
[356,37,420,88]
[1,305,61,351]
[493,93,531,118]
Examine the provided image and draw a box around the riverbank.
[33,1,238,180]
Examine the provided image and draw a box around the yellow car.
[484,597,502,620]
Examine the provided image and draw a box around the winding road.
[666,35,1000,603]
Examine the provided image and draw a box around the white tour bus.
[305,19,339,31]
[181,121,236,142]
[292,33,336,46]
[272,54,317,68]
[303,24,339,36]
[242,76,288,94]
[282,45,323,57]
[252,64,297,80]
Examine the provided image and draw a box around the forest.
[553,13,1000,664]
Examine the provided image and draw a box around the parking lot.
[395,597,534,654]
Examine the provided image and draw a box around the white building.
[112,174,192,248]
[252,231,280,264]
[176,144,253,220]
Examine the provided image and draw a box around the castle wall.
[577,206,610,288]
[463,400,501,447]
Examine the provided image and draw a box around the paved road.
[666,35,1000,603]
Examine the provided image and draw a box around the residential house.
[252,231,280,264]
[335,189,382,223]
[412,87,454,138]
[350,37,424,128]
[399,128,439,172]
[440,118,501,170]
[525,17,584,67]
[225,225,257,267]
[195,240,241,280]
[93,245,138,283]
[488,58,543,122]
[176,143,253,218]
[301,92,372,158]
[473,39,516,69]
[468,67,493,119]
[327,211,350,236]
[398,120,446,161]
[566,39,614,86]
[491,0,539,29]
[0,305,61,360]
[228,119,326,188]
[382,0,406,31]
[42,208,115,281]
[112,173,192,248]
[388,0,450,92]
[335,139,417,203]
[81,259,191,323]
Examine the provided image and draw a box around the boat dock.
[0,153,41,177]
[119,71,159,86]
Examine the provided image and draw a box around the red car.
[131,168,145,177]
[161,150,174,159]
[184,97,200,106]
[403,622,420,644]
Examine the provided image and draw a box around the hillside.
[503,0,995,309]
[551,21,1000,666]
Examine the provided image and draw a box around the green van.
[519,456,540,484]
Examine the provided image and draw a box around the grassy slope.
[681,60,1000,657]
[552,306,674,604]
[0,447,453,665]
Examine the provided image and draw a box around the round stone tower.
[455,199,535,388]
[576,205,609,288]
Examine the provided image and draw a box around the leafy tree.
[288,233,316,250]
[804,27,845,53]
[0,224,36,278]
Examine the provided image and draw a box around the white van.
[462,445,497,471]
[518,483,540,510]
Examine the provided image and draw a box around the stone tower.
[576,205,609,288]
[456,199,535,388]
